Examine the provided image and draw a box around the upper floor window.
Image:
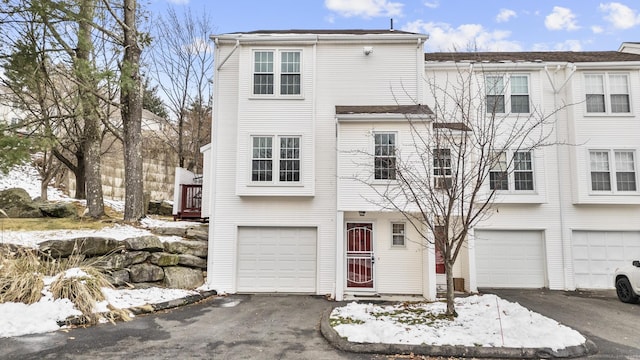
[590,150,636,192]
[485,74,530,114]
[374,132,396,180]
[253,50,301,96]
[433,148,452,189]
[489,150,534,191]
[251,135,301,183]
[585,73,630,114]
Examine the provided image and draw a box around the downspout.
[544,63,577,290]
[216,39,240,71]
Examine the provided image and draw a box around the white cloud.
[403,20,522,52]
[496,9,516,23]
[599,2,640,29]
[545,6,580,31]
[324,0,403,18]
[532,40,583,51]
[424,1,439,8]
[166,0,189,4]
[591,25,604,33]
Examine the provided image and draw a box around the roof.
[434,122,472,131]
[424,51,640,63]
[225,29,420,36]
[335,105,433,115]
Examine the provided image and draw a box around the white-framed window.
[251,135,301,183]
[433,148,452,189]
[589,150,637,192]
[585,73,631,114]
[485,74,530,114]
[391,222,405,247]
[374,132,396,180]
[253,50,301,96]
[489,150,534,191]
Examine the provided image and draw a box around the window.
[391,223,405,247]
[485,74,530,113]
[585,73,630,114]
[253,50,301,96]
[374,133,396,180]
[251,135,301,183]
[433,148,452,189]
[252,137,273,181]
[279,137,300,182]
[590,150,637,192]
[489,150,534,191]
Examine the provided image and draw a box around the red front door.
[435,226,446,274]
[346,223,374,289]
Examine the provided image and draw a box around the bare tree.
[355,65,563,316]
[149,7,214,173]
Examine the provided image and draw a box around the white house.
[203,29,640,300]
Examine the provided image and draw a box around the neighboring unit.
[203,29,640,300]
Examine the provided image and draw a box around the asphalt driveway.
[0,294,385,360]
[484,289,640,359]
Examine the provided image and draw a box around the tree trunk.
[74,152,86,199]
[444,259,457,316]
[121,0,144,222]
[76,0,104,218]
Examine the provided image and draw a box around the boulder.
[123,235,163,252]
[185,227,208,241]
[39,202,78,218]
[147,200,173,216]
[164,240,207,258]
[150,252,180,266]
[93,252,129,270]
[105,269,130,286]
[125,251,150,265]
[152,227,188,237]
[163,266,204,289]
[39,237,123,258]
[0,188,42,218]
[177,254,207,269]
[129,263,164,283]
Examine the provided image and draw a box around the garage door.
[475,230,546,288]
[237,227,317,293]
[572,231,640,289]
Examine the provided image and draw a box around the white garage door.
[237,227,317,293]
[572,231,640,289]
[475,230,546,288]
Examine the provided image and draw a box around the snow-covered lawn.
[331,294,586,351]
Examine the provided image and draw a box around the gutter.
[215,39,240,71]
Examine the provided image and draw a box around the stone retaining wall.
[38,225,208,290]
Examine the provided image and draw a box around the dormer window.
[253,50,301,96]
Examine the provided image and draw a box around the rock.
[185,227,208,241]
[94,252,129,270]
[164,240,207,258]
[177,254,207,269]
[147,200,173,216]
[39,237,123,258]
[152,227,188,237]
[124,235,163,252]
[125,251,150,265]
[129,263,164,283]
[163,266,204,289]
[0,188,42,218]
[39,202,78,218]
[105,269,130,286]
[150,252,180,266]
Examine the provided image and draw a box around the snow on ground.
[0,165,66,201]
[331,294,586,351]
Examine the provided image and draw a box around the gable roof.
[424,51,640,63]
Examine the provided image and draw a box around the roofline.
[211,31,427,45]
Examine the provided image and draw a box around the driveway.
[484,289,640,359]
[0,295,389,360]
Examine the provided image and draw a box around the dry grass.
[0,247,45,304]
[49,266,113,324]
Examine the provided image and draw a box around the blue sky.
[149,0,640,52]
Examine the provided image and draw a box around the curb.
[57,289,218,327]
[320,308,598,359]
